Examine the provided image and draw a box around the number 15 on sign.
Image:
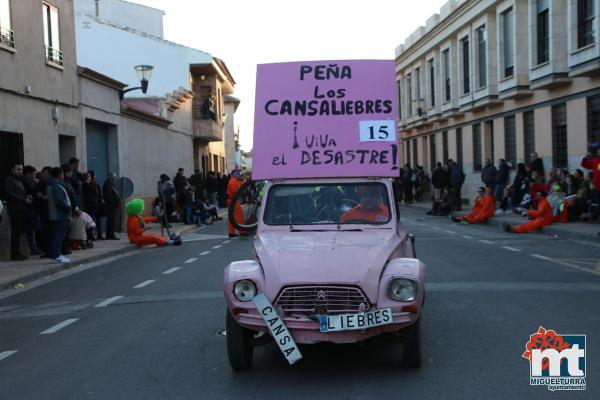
[359,120,396,142]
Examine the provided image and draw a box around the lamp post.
[120,65,154,100]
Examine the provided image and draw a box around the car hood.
[254,229,401,301]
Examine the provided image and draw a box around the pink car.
[224,177,426,370]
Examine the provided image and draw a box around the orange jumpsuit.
[340,204,390,223]
[512,198,553,233]
[127,216,168,246]
[464,194,496,224]
[226,177,245,236]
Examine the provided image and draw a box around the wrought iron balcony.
[192,97,216,121]
[45,46,63,66]
[0,27,14,48]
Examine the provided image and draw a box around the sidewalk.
[0,211,227,293]
[402,201,600,242]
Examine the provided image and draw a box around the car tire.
[226,309,254,371]
[402,317,422,368]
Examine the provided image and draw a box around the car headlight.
[388,278,417,301]
[234,280,257,302]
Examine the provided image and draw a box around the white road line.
[478,240,494,245]
[531,254,551,261]
[0,350,18,361]
[502,246,522,252]
[199,251,211,256]
[444,230,457,234]
[133,280,155,289]
[94,296,124,308]
[461,235,474,239]
[163,267,181,275]
[40,318,79,335]
[184,258,198,264]
[211,245,222,249]
[222,240,231,244]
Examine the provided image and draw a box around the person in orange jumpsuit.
[452,187,496,224]
[227,170,246,237]
[126,198,182,246]
[504,191,553,233]
[340,185,390,223]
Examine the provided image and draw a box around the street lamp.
[120,65,154,100]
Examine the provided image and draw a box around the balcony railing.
[192,96,216,121]
[0,26,14,48]
[45,46,63,66]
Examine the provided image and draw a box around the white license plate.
[252,293,303,365]
[318,308,393,333]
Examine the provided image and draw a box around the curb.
[0,223,203,293]
[402,203,599,242]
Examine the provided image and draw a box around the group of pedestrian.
[155,168,225,228]
[428,159,466,216]
[2,159,120,263]
[442,145,600,235]
[397,164,430,204]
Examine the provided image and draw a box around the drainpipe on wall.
[95,0,100,18]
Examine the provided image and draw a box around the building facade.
[396,0,600,199]
[74,0,237,177]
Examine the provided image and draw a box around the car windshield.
[263,182,391,226]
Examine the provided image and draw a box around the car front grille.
[274,285,370,315]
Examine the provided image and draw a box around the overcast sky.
[131,0,448,151]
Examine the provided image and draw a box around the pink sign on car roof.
[252,60,400,180]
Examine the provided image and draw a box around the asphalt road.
[0,208,598,400]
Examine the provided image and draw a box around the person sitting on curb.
[503,190,552,233]
[126,198,182,247]
[452,187,495,224]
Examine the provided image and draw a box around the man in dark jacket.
[4,163,32,260]
[449,161,465,211]
[401,164,413,203]
[103,173,121,240]
[34,167,51,256]
[23,165,41,255]
[47,167,72,263]
[481,158,497,189]
[431,162,448,201]
[495,159,510,202]
[206,171,219,207]
[68,157,83,207]
[174,168,188,211]
[528,152,545,182]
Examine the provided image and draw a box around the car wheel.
[226,309,254,371]
[402,317,422,368]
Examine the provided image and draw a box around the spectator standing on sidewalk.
[158,174,176,222]
[495,159,510,203]
[173,168,188,212]
[449,160,465,211]
[4,163,32,261]
[401,164,413,204]
[206,171,219,207]
[34,166,51,256]
[68,158,83,207]
[22,165,42,256]
[103,173,121,240]
[81,171,101,240]
[528,152,545,182]
[47,167,71,263]
[481,158,497,190]
[431,162,447,201]
[511,163,529,209]
[189,170,205,200]
[218,173,229,208]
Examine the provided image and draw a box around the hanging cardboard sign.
[252,60,399,179]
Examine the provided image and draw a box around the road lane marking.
[184,258,198,264]
[0,350,18,361]
[199,251,211,256]
[461,235,474,239]
[133,280,155,289]
[502,246,521,252]
[94,296,124,308]
[531,254,551,261]
[444,230,457,234]
[478,240,494,245]
[40,318,79,335]
[211,245,222,249]
[222,240,231,244]
[163,267,181,275]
